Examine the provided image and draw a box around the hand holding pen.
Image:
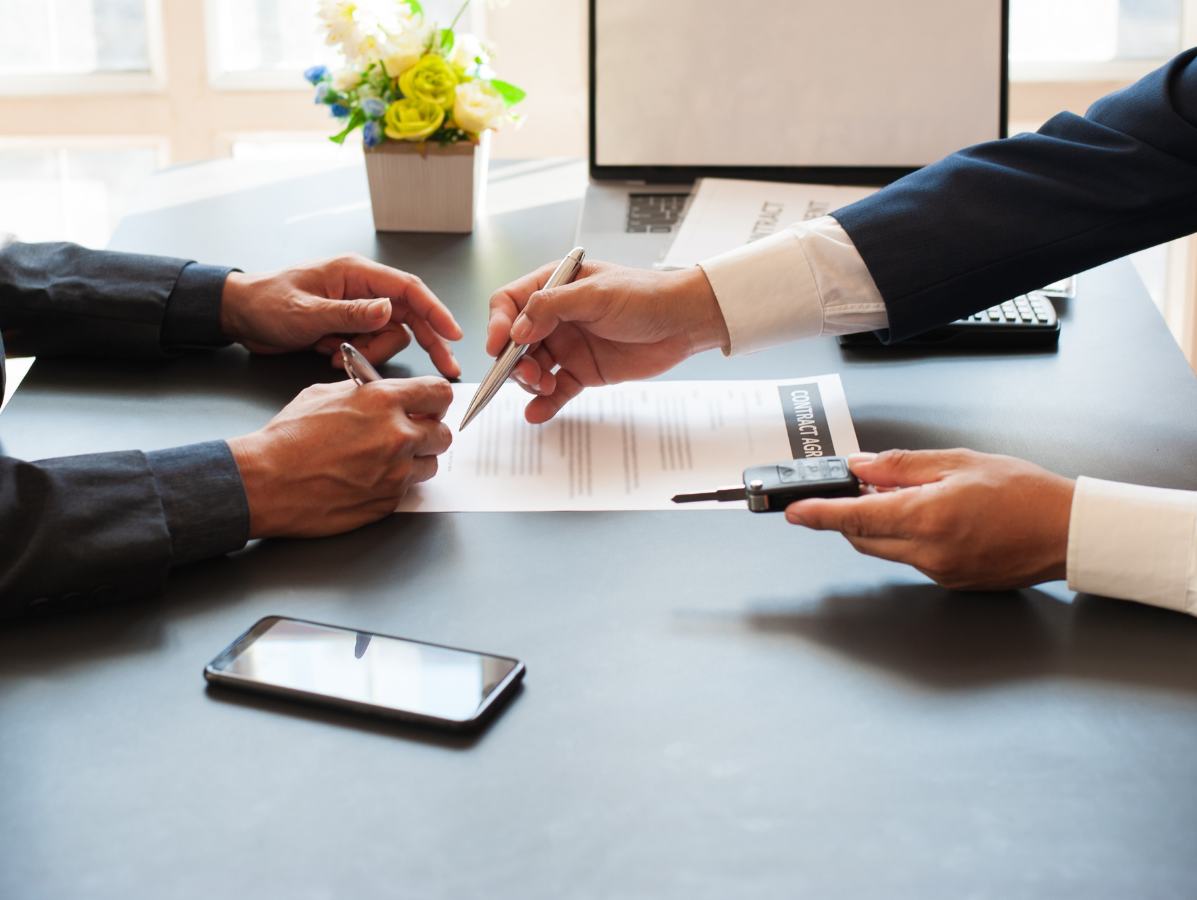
[483,253,731,425]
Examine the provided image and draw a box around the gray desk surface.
[3,161,1197,900]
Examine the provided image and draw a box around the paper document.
[1,357,34,414]
[398,375,858,513]
[659,178,877,270]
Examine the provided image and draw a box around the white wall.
[485,0,588,159]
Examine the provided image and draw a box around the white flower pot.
[363,131,489,234]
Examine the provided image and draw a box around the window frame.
[0,0,166,97]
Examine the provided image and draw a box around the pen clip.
[341,342,382,385]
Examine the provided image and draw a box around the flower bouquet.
[306,0,526,233]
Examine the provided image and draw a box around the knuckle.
[389,422,418,454]
[877,448,912,468]
[834,508,863,537]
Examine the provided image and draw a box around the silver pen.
[341,342,383,384]
[459,246,586,431]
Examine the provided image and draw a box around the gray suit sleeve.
[0,243,250,619]
[0,240,234,357]
[0,442,250,619]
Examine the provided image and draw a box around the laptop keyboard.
[625,194,690,233]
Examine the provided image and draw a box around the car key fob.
[743,456,861,511]
[672,455,861,512]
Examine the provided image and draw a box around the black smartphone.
[204,616,525,731]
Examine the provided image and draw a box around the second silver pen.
[459,247,586,431]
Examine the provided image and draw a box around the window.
[206,0,485,89]
[0,0,162,94]
[207,0,327,89]
[1010,0,1188,80]
[0,142,163,247]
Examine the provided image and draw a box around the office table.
[2,159,1197,899]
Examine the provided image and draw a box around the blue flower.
[304,65,328,85]
[314,82,332,103]
[363,120,384,148]
[330,103,351,118]
[361,97,386,119]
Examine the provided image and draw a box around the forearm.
[699,216,888,356]
[0,241,233,358]
[833,49,1197,341]
[1067,477,1197,615]
[0,443,249,619]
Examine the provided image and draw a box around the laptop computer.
[577,0,1009,269]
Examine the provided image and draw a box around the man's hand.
[225,376,453,538]
[220,253,463,378]
[487,260,730,423]
[785,449,1076,590]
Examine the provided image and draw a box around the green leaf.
[489,79,527,107]
[329,109,367,145]
[407,0,423,17]
[440,28,454,53]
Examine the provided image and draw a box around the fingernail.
[512,370,530,387]
[848,452,878,466]
[510,313,530,343]
[786,510,806,526]
[368,298,391,319]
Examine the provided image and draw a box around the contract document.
[397,375,858,513]
[658,178,877,270]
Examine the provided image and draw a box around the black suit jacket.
[0,242,249,618]
[834,49,1197,342]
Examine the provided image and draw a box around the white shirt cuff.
[1066,476,1197,614]
[698,216,889,356]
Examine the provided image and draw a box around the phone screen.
[207,617,521,724]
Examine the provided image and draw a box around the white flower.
[453,80,505,133]
[318,0,426,65]
[450,32,489,71]
[382,27,428,77]
[317,1,366,53]
[331,68,362,91]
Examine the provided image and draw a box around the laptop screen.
[591,0,1007,183]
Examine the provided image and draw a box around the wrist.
[674,265,730,353]
[226,433,278,539]
[220,271,255,344]
[1041,475,1076,582]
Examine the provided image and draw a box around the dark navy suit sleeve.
[833,49,1197,342]
[0,243,248,619]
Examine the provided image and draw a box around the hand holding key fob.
[672,455,861,512]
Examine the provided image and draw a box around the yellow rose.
[453,80,505,135]
[384,97,445,141]
[398,54,458,112]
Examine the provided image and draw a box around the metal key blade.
[671,485,748,504]
[460,247,586,431]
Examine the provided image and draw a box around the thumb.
[849,448,964,488]
[509,281,593,344]
[306,296,392,335]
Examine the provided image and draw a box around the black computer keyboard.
[838,293,1061,350]
[625,194,690,233]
